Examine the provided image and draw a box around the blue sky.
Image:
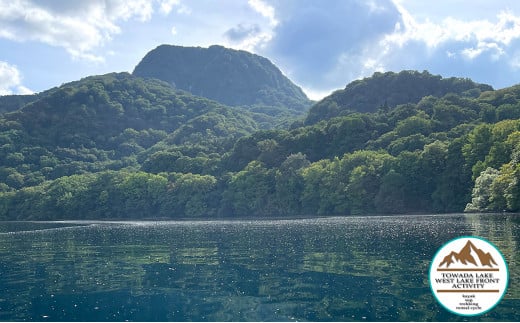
[2,0,520,100]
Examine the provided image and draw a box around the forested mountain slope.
[1,61,519,219]
[305,70,493,124]
[218,84,520,216]
[0,73,260,191]
[133,45,312,113]
[0,94,43,114]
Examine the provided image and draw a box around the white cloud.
[260,0,520,95]
[159,0,180,15]
[446,50,456,58]
[224,23,273,52]
[301,87,331,101]
[365,0,390,14]
[176,4,191,15]
[385,1,520,60]
[461,42,505,60]
[319,0,520,90]
[232,31,273,52]
[0,61,33,95]
[220,0,278,52]
[248,0,278,26]
[4,0,520,97]
[0,0,156,62]
[260,0,401,93]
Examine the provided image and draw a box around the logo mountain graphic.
[438,240,498,268]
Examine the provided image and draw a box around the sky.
[2,1,520,100]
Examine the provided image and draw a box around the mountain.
[132,44,312,112]
[0,72,260,189]
[305,70,493,124]
[8,73,260,147]
[0,94,42,114]
[439,240,498,268]
[2,65,520,219]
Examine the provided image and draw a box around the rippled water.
[0,214,519,321]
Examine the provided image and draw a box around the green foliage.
[0,93,46,114]
[0,171,218,220]
[133,44,312,112]
[374,170,407,214]
[305,70,492,124]
[114,172,168,218]
[299,151,394,215]
[274,153,310,215]
[162,173,218,217]
[464,128,520,213]
[0,72,264,189]
[222,161,277,216]
[465,167,500,212]
[462,124,494,179]
[3,65,520,219]
[395,114,432,137]
[431,138,471,212]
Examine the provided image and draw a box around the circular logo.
[429,236,509,316]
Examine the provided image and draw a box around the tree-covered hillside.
[133,45,312,113]
[1,63,520,220]
[305,70,493,124]
[0,73,262,191]
[0,94,42,114]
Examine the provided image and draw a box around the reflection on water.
[0,221,89,234]
[0,214,519,321]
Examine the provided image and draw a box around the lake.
[0,213,519,321]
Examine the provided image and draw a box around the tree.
[483,121,520,170]
[274,153,310,215]
[343,151,394,215]
[45,173,98,219]
[432,103,475,131]
[142,151,183,173]
[465,167,500,212]
[420,141,448,198]
[222,161,276,216]
[478,103,496,123]
[462,124,493,180]
[505,164,520,211]
[257,139,285,167]
[497,103,520,121]
[489,164,513,211]
[375,170,407,214]
[300,159,332,214]
[114,172,168,218]
[162,173,218,217]
[393,150,430,211]
[432,138,472,212]
[388,134,428,155]
[394,115,432,137]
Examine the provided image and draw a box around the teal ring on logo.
[428,235,509,317]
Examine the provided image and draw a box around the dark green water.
[0,214,519,321]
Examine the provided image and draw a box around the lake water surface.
[0,213,519,321]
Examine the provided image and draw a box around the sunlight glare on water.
[0,213,518,321]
